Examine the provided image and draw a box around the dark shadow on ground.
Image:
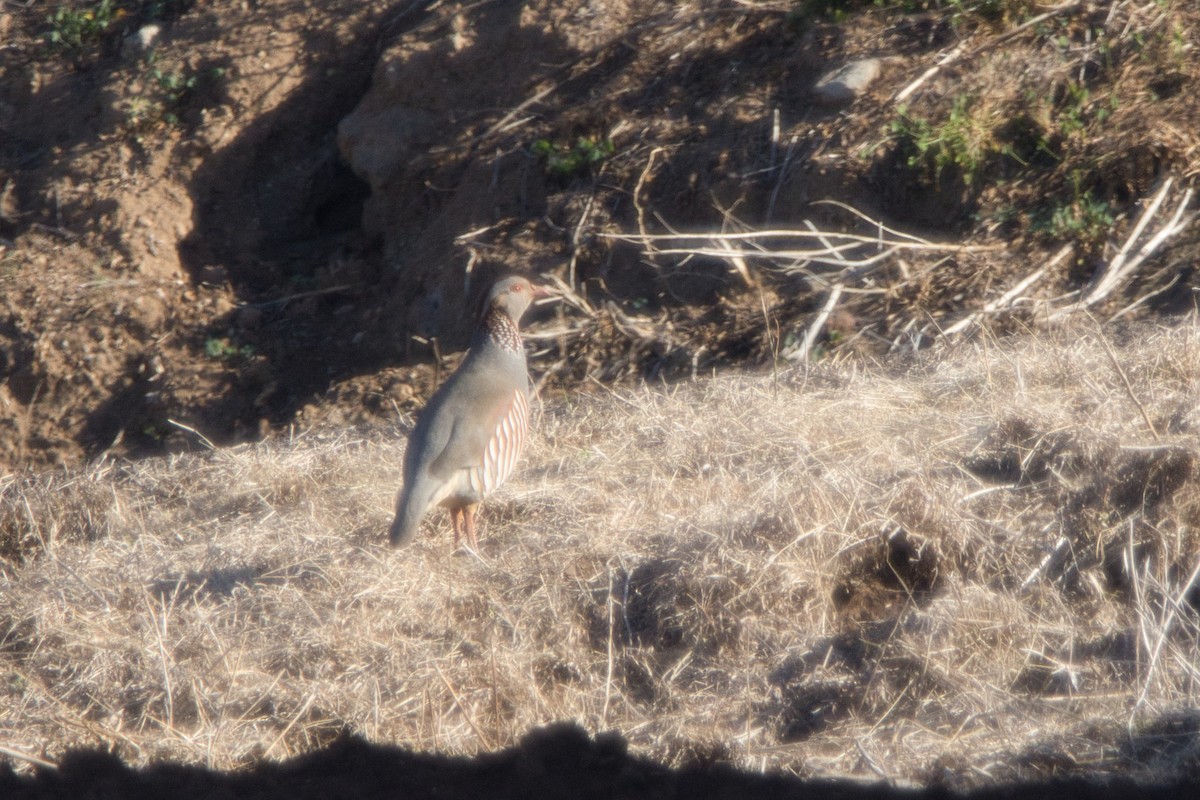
[1,723,1196,800]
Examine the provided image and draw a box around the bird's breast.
[431,387,530,510]
[469,387,530,496]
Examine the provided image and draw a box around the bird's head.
[484,275,550,323]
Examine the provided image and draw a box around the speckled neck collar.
[480,307,523,354]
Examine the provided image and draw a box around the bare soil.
[1,0,1198,470]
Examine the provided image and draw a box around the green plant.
[154,66,198,100]
[531,136,615,179]
[1171,22,1187,61]
[152,64,222,124]
[1056,82,1089,136]
[891,95,994,186]
[204,337,255,362]
[992,113,1056,169]
[984,204,1020,229]
[123,96,158,130]
[1053,82,1118,139]
[785,1,921,28]
[141,422,167,441]
[44,0,123,54]
[126,61,226,130]
[5,672,28,694]
[1033,187,1113,249]
[792,0,857,23]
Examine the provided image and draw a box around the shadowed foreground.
[2,724,1197,800]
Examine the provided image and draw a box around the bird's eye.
[512,284,524,292]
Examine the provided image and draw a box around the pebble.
[813,58,882,105]
[122,24,163,62]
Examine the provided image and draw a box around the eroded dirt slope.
[2,0,1199,469]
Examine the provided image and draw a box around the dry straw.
[3,321,1200,788]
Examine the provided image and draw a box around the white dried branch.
[783,218,852,362]
[1020,536,1071,591]
[603,227,935,247]
[811,200,936,245]
[786,283,844,364]
[604,217,992,277]
[714,237,755,287]
[942,245,1072,337]
[544,273,598,317]
[1089,178,1176,298]
[893,2,1085,104]
[1057,180,1196,317]
[1134,553,1200,714]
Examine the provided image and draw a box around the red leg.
[463,503,480,551]
[450,507,464,549]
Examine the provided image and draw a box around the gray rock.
[337,105,439,190]
[813,58,881,105]
[122,24,163,62]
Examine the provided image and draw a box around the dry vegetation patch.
[4,322,1200,787]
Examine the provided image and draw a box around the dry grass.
[3,321,1200,788]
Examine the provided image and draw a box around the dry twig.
[1058,179,1196,316]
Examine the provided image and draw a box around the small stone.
[813,58,882,105]
[122,24,163,62]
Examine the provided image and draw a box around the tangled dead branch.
[1058,178,1197,317]
[595,182,1195,353]
[600,213,998,277]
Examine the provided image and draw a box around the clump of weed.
[204,336,254,362]
[1032,178,1114,254]
[1051,81,1118,139]
[531,136,616,180]
[126,59,227,132]
[43,0,125,55]
[891,95,997,187]
[789,0,1036,30]
[788,0,877,26]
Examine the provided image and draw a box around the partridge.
[389,275,546,549]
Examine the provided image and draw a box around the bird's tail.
[388,484,429,547]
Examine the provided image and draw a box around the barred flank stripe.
[469,389,530,497]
